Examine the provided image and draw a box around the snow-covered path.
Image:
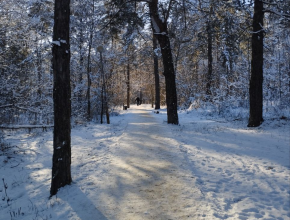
[97,106,201,219]
[1,104,289,220]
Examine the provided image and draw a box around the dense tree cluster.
[0,0,289,126]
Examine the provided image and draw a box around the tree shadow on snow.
[57,184,108,220]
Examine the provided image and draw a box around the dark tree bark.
[206,4,213,99]
[86,28,93,120]
[86,0,95,120]
[206,22,213,98]
[36,45,42,97]
[98,48,110,124]
[153,34,160,110]
[149,0,179,124]
[50,0,72,196]
[126,62,130,108]
[101,82,104,124]
[78,18,84,102]
[248,0,264,127]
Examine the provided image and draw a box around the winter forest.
[0,0,290,219]
[0,0,289,126]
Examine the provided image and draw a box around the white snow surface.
[1,105,289,220]
[51,41,61,46]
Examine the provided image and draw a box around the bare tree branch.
[165,0,174,23]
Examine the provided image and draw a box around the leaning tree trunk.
[149,0,178,124]
[51,0,72,196]
[153,34,160,110]
[248,0,264,127]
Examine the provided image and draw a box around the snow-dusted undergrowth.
[0,105,289,219]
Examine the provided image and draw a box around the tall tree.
[149,0,179,124]
[153,34,160,109]
[86,0,95,120]
[50,0,72,196]
[248,0,264,127]
[126,62,131,108]
[106,0,178,123]
[206,2,213,99]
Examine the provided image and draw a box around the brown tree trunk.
[36,43,42,97]
[206,22,213,98]
[99,49,110,124]
[126,62,130,108]
[153,34,160,110]
[86,0,95,120]
[149,0,178,124]
[248,0,264,127]
[101,85,104,124]
[206,4,213,100]
[51,0,72,196]
[86,30,92,120]
[105,105,110,124]
[78,18,84,102]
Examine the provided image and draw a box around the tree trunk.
[149,0,178,124]
[51,0,72,196]
[101,85,104,124]
[153,34,160,109]
[86,30,92,120]
[248,0,264,127]
[206,5,213,99]
[99,49,110,124]
[151,86,154,108]
[36,44,42,98]
[78,18,84,102]
[86,1,95,120]
[126,62,130,108]
[105,104,110,124]
[140,89,143,104]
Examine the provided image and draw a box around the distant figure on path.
[135,97,140,106]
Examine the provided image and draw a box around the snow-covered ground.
[0,104,289,220]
